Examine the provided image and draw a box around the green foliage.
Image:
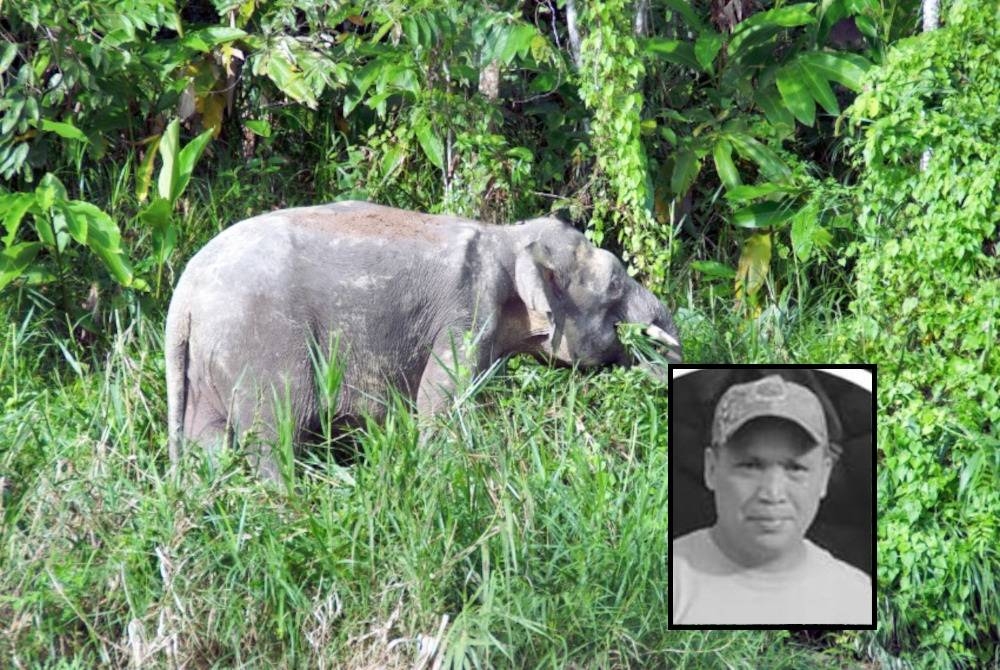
[847,0,1000,664]
[1,0,198,179]
[0,116,212,316]
[2,0,877,319]
[0,297,856,668]
[0,174,139,294]
[139,118,214,295]
[645,0,874,313]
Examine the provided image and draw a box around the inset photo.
[668,366,875,629]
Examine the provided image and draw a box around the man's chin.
[741,520,796,543]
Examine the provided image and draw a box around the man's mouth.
[746,516,793,532]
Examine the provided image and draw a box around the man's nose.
[757,466,787,501]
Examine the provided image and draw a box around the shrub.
[847,0,1000,664]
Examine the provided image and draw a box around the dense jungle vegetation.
[1,0,999,667]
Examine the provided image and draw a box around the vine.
[577,0,670,287]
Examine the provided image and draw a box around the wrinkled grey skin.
[166,201,681,478]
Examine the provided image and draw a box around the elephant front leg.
[416,330,485,417]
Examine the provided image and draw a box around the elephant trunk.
[624,288,683,363]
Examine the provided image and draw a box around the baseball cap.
[712,374,830,450]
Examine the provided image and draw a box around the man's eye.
[787,463,809,473]
[738,462,762,470]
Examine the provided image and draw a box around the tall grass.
[0,161,875,667]
[0,295,854,668]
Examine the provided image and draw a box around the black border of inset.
[667,363,877,631]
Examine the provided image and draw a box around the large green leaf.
[754,85,796,133]
[380,143,407,180]
[39,119,89,143]
[671,148,702,196]
[0,143,29,181]
[175,128,213,203]
[140,197,176,265]
[402,14,422,49]
[243,120,272,138]
[378,64,420,96]
[790,199,821,261]
[798,51,870,91]
[135,134,161,203]
[735,232,772,302]
[776,63,816,126]
[414,117,444,170]
[695,34,723,73]
[661,0,709,33]
[498,23,539,65]
[0,242,41,292]
[728,134,791,182]
[0,41,16,75]
[266,49,319,109]
[713,139,741,190]
[1,192,36,246]
[157,119,180,203]
[155,121,212,205]
[47,211,71,253]
[344,60,383,116]
[182,27,248,52]
[725,182,789,203]
[64,200,134,286]
[730,4,816,57]
[691,260,736,279]
[643,39,701,71]
[733,201,795,229]
[350,61,382,98]
[735,3,817,31]
[797,57,840,115]
[54,201,89,244]
[35,173,68,212]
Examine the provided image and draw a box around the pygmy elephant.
[165,200,681,478]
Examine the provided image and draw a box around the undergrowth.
[0,287,861,668]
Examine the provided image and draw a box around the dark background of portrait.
[670,368,874,578]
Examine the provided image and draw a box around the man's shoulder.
[672,528,713,560]
[805,540,872,592]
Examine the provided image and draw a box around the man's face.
[704,417,833,568]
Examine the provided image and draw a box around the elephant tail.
[164,298,191,466]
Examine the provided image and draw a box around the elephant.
[165,200,681,479]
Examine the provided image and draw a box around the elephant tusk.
[645,324,681,350]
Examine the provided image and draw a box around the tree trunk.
[565,0,583,69]
[634,0,650,36]
[920,0,939,171]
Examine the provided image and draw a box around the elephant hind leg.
[182,391,232,472]
[226,376,319,483]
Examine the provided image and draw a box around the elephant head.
[513,218,682,368]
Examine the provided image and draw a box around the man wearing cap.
[672,374,872,625]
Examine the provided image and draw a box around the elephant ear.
[514,241,558,328]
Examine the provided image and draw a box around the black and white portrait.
[668,366,875,628]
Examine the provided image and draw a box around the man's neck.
[708,526,808,573]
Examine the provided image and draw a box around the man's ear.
[514,241,557,325]
[819,451,834,499]
[704,446,717,492]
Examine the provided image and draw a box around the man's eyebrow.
[730,454,811,466]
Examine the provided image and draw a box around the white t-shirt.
[672,528,872,625]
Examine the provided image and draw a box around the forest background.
[1,0,999,667]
